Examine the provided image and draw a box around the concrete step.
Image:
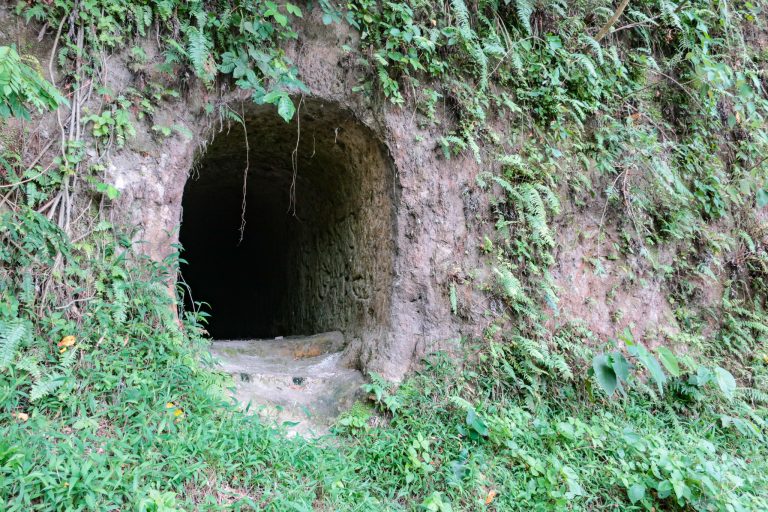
[210,331,365,437]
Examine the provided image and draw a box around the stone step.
[210,332,365,437]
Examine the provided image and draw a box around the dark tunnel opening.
[180,100,396,340]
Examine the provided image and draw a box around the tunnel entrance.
[180,99,396,341]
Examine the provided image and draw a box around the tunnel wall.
[281,103,395,339]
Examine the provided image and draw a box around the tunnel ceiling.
[180,99,397,340]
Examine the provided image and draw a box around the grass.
[2,303,767,511]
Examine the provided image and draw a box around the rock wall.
[280,100,396,342]
[94,10,478,380]
[1,5,704,381]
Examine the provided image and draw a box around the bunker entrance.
[180,100,396,341]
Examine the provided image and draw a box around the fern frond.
[534,183,561,215]
[660,1,683,31]
[30,374,63,402]
[573,53,598,77]
[515,0,534,35]
[549,353,573,380]
[494,266,525,302]
[450,0,472,39]
[16,355,42,381]
[185,25,213,83]
[492,175,516,196]
[450,0,489,90]
[59,348,78,370]
[0,320,27,370]
[547,0,566,17]
[449,396,474,411]
[112,281,128,324]
[579,34,604,64]
[740,387,768,405]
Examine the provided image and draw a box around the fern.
[112,280,128,325]
[741,387,768,405]
[514,183,553,247]
[491,175,516,196]
[451,0,471,38]
[185,25,213,84]
[438,135,468,158]
[0,320,27,370]
[450,0,489,90]
[573,53,597,78]
[512,335,546,365]
[549,353,573,380]
[579,34,604,64]
[515,0,534,35]
[59,347,78,370]
[547,0,566,17]
[162,39,186,66]
[470,43,489,90]
[132,4,152,37]
[660,0,683,31]
[494,266,525,302]
[534,183,561,215]
[219,105,244,125]
[30,374,64,402]
[449,395,474,411]
[16,355,42,381]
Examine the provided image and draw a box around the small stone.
[292,376,305,385]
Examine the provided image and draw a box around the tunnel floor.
[210,331,365,436]
[179,99,396,341]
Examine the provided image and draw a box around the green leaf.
[635,344,667,394]
[261,91,295,122]
[592,354,617,396]
[619,327,635,348]
[714,366,736,399]
[277,95,295,122]
[611,351,630,382]
[96,183,120,200]
[657,479,673,499]
[285,3,303,17]
[689,365,712,387]
[628,483,646,504]
[272,12,288,27]
[757,188,768,208]
[465,407,488,437]
[657,347,681,377]
[449,283,457,315]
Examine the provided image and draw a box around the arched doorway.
[180,99,396,341]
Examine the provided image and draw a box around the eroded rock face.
[103,11,477,381]
[2,7,699,381]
